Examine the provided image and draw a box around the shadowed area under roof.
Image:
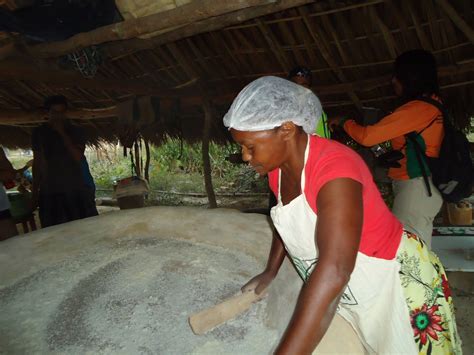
[0,0,472,148]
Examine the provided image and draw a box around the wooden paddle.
[188,290,267,335]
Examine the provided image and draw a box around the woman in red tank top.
[223,76,461,354]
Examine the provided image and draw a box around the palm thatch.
[0,0,472,148]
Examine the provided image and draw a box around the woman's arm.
[275,178,363,354]
[264,230,286,276]
[333,101,439,146]
[242,229,286,295]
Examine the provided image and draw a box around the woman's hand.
[243,230,286,295]
[242,270,276,295]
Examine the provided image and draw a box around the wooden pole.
[144,139,151,183]
[0,107,117,125]
[0,60,195,98]
[436,0,474,44]
[134,141,141,178]
[202,99,217,209]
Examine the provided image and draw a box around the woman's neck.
[280,132,308,183]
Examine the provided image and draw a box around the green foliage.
[87,138,267,194]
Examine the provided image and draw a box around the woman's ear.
[277,121,299,141]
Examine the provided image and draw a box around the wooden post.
[144,139,151,183]
[134,141,141,177]
[202,99,217,209]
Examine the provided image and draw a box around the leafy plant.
[86,137,267,194]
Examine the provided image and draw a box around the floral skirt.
[397,231,463,354]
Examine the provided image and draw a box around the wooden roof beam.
[0,60,197,98]
[255,19,291,72]
[0,107,117,125]
[385,1,413,49]
[436,0,474,44]
[405,1,433,50]
[1,61,472,125]
[370,7,398,58]
[62,0,313,61]
[226,0,385,30]
[298,6,362,110]
[28,0,279,58]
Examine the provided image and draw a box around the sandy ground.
[449,272,474,354]
[0,239,277,354]
[453,291,474,353]
[8,205,474,354]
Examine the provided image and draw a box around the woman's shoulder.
[309,135,364,163]
[307,135,369,184]
[394,98,440,117]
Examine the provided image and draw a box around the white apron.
[270,135,417,354]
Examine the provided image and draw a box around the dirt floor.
[0,238,277,353]
[9,203,474,353]
[448,273,474,354]
[2,208,280,354]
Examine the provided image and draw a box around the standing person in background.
[79,153,97,216]
[31,95,98,228]
[329,50,444,248]
[288,66,331,139]
[0,147,18,240]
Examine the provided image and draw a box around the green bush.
[87,138,267,194]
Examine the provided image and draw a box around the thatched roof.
[0,0,473,148]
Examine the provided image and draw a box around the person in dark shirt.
[31,95,98,227]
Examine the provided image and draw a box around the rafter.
[256,19,291,72]
[30,0,278,58]
[298,6,362,110]
[405,1,433,50]
[370,7,398,58]
[0,60,195,98]
[0,107,117,125]
[55,0,314,58]
[436,0,474,44]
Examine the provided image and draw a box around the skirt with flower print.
[397,230,463,354]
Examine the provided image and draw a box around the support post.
[202,99,217,208]
[144,139,151,183]
[134,141,141,178]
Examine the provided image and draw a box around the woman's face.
[391,76,403,97]
[230,128,287,176]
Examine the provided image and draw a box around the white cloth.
[392,177,442,248]
[270,136,417,354]
[0,182,10,212]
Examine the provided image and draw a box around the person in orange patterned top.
[329,50,444,248]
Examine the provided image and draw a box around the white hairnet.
[223,76,322,134]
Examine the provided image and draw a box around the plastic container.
[7,191,31,219]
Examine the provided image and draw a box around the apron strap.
[277,134,311,202]
[300,134,311,191]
